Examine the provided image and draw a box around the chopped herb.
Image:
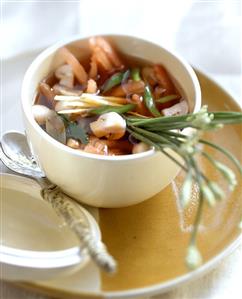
[144,85,161,117]
[90,104,136,115]
[59,114,70,126]
[67,122,89,144]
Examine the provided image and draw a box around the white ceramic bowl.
[21,35,201,208]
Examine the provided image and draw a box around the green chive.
[90,104,136,115]
[156,94,179,104]
[101,72,123,93]
[144,85,161,117]
[131,68,141,81]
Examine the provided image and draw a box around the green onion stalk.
[62,100,242,269]
[124,105,242,269]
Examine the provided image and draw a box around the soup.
[33,36,188,156]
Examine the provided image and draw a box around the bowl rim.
[21,34,201,162]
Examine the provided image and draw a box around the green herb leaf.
[90,104,136,115]
[67,122,89,145]
[131,68,141,81]
[156,94,179,104]
[101,72,124,93]
[144,85,161,117]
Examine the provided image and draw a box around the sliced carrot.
[59,47,88,85]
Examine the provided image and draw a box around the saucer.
[5,70,242,298]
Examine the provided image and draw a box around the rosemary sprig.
[126,105,242,269]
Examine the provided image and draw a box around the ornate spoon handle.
[41,184,117,273]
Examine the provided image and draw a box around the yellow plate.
[15,70,242,298]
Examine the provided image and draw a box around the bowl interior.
[22,35,201,159]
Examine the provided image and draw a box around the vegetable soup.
[33,36,188,156]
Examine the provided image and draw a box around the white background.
[1,0,241,298]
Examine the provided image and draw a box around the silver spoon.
[0,131,116,273]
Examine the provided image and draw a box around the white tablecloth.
[1,1,241,298]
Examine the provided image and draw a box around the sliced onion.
[55,64,74,88]
[45,111,66,144]
[53,84,83,96]
[162,100,189,116]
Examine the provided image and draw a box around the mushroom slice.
[32,105,51,125]
[45,111,66,144]
[162,100,189,116]
[55,64,74,88]
[90,112,126,140]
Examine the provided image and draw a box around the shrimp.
[59,47,88,85]
[89,36,123,69]
[83,136,109,155]
[93,46,113,72]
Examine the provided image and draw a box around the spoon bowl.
[1,131,44,177]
